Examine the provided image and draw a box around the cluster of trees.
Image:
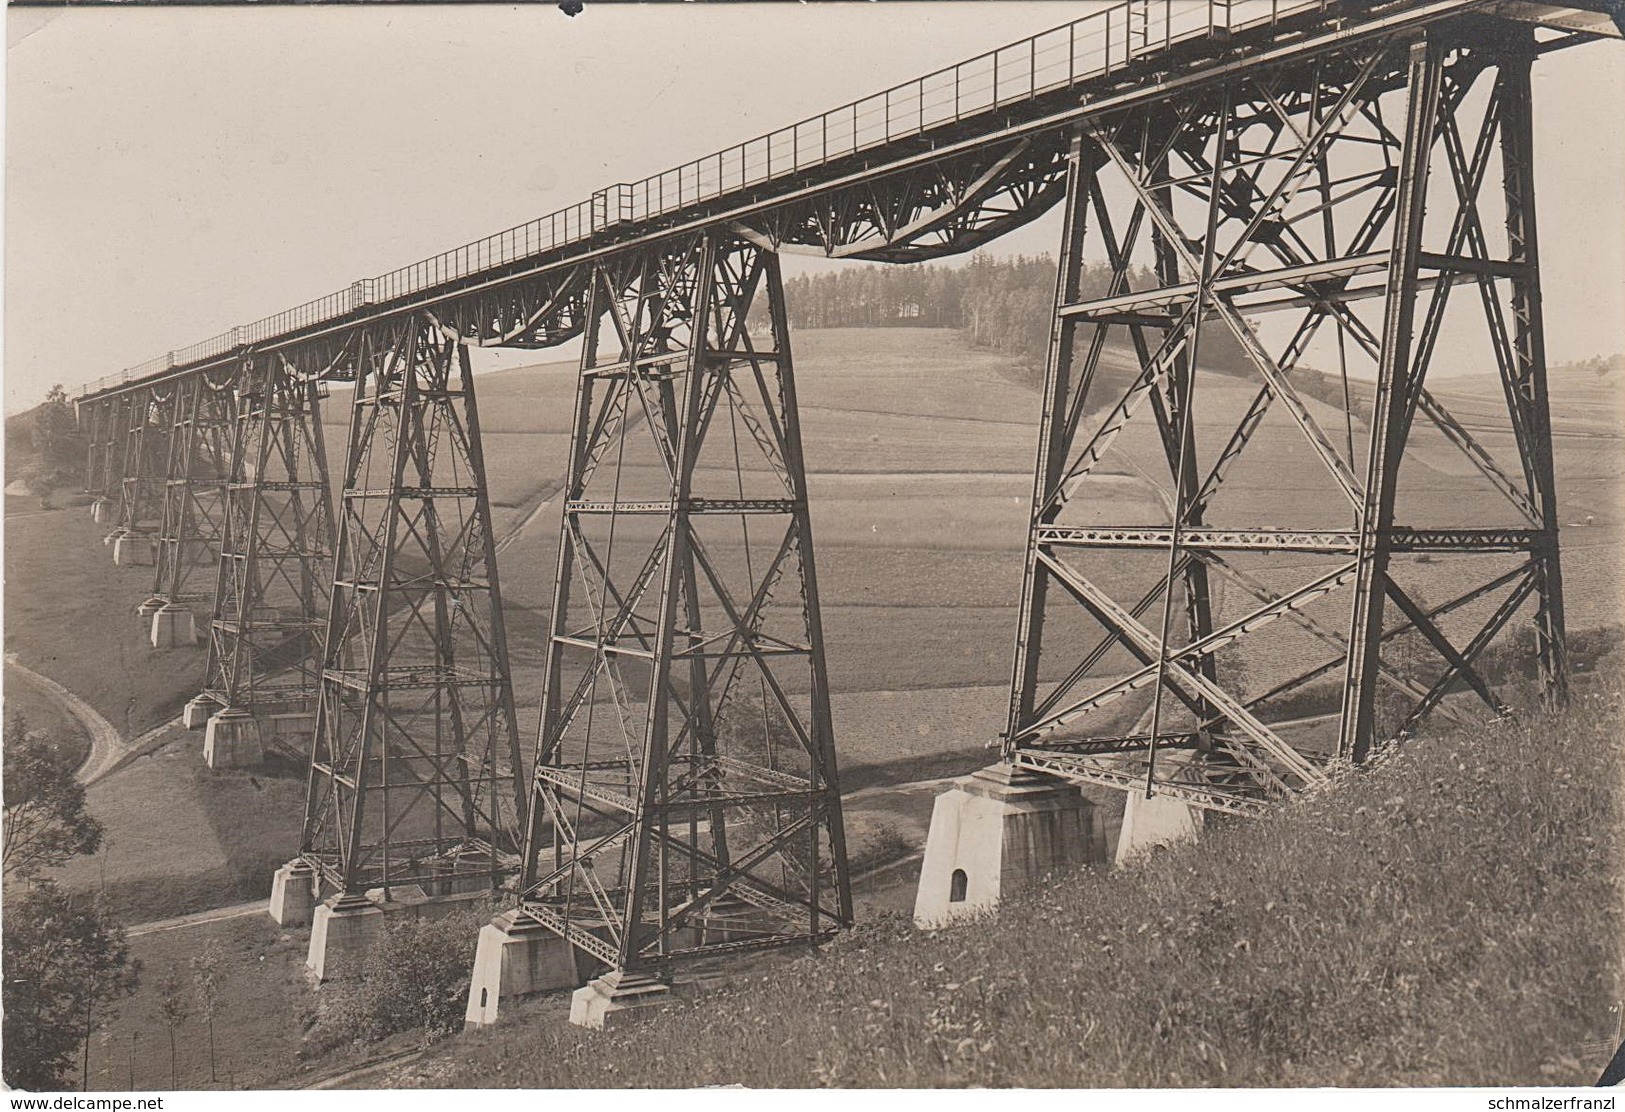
[1556,353,1625,378]
[2,713,138,1091]
[8,384,86,504]
[3,715,236,1091]
[33,386,84,479]
[783,253,1073,365]
[784,253,1256,380]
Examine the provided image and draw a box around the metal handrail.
[85,0,1325,397]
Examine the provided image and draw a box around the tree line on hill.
[784,253,1261,383]
[782,253,1393,428]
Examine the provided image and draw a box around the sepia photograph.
[3,0,1623,1097]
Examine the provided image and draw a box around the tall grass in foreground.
[423,673,1622,1088]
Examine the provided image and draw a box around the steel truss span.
[515,232,852,974]
[75,0,1615,405]
[299,318,525,899]
[1005,19,1571,814]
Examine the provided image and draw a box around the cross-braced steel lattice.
[1004,23,1565,814]
[82,396,120,500]
[109,387,174,544]
[514,232,851,976]
[202,355,336,717]
[149,370,239,617]
[300,316,524,899]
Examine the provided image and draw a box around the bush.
[311,903,492,1050]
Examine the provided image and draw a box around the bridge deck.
[77,0,1607,400]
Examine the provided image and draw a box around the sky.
[5,2,1624,414]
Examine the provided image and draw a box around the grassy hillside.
[4,511,204,736]
[396,665,1623,1089]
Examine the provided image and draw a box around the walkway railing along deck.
[83,0,1328,397]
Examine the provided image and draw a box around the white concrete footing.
[268,860,319,928]
[569,969,672,1030]
[149,604,197,649]
[464,909,584,1028]
[111,533,156,566]
[305,885,495,983]
[136,596,166,618]
[1114,788,1203,867]
[306,894,387,983]
[203,708,264,768]
[90,498,114,525]
[202,706,314,767]
[182,694,221,731]
[913,762,1105,928]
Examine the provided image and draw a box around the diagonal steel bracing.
[299,315,524,898]
[202,354,337,716]
[107,386,174,545]
[516,231,851,978]
[1005,23,1568,814]
[82,396,121,500]
[147,369,239,617]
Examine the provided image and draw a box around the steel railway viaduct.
[71,0,1622,1027]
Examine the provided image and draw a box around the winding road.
[5,651,180,786]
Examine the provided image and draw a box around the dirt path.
[5,651,183,787]
[495,495,553,556]
[301,1048,426,1090]
[126,899,267,937]
[5,651,126,783]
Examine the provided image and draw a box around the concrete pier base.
[569,970,671,1030]
[90,498,114,525]
[306,885,494,983]
[203,708,264,769]
[136,596,166,618]
[913,762,1105,928]
[203,706,315,767]
[149,604,197,649]
[268,860,319,928]
[1114,788,1203,867]
[464,909,584,1028]
[182,694,221,731]
[306,894,387,983]
[111,533,155,566]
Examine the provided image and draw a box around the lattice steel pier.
[999,22,1569,831]
[470,234,853,1025]
[189,354,337,767]
[290,317,526,981]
